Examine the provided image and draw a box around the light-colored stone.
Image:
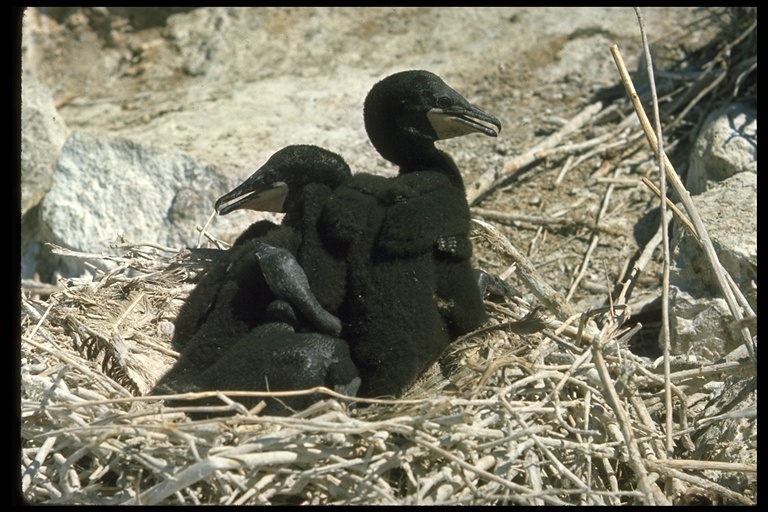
[686,103,757,195]
[27,131,236,279]
[669,171,757,359]
[21,75,70,215]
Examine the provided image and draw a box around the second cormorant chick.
[153,146,355,415]
[170,145,352,354]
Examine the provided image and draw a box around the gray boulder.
[21,75,70,216]
[669,171,757,359]
[25,131,235,280]
[686,103,756,196]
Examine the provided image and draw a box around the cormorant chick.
[170,145,351,353]
[363,70,502,337]
[317,70,502,398]
[153,146,355,414]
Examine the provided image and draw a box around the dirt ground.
[20,7,735,353]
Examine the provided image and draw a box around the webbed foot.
[253,240,342,336]
[476,269,521,300]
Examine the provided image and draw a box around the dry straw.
[21,7,755,506]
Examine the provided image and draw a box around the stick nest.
[21,234,754,505]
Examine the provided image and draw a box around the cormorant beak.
[215,177,289,215]
[427,104,502,140]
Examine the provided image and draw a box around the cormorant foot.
[436,234,460,255]
[476,269,521,300]
[253,240,342,336]
[266,299,301,328]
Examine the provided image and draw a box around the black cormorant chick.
[315,70,501,397]
[362,70,502,335]
[170,145,351,354]
[153,146,356,413]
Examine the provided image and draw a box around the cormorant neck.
[397,147,466,190]
[371,130,466,189]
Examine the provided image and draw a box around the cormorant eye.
[437,96,452,109]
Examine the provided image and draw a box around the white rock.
[28,131,233,279]
[686,103,756,195]
[669,172,756,359]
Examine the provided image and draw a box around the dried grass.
[20,7,755,506]
[21,232,754,505]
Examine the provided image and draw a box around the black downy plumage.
[152,146,359,413]
[217,71,502,399]
[170,145,351,354]
[159,70,503,409]
[319,70,501,397]
[158,321,360,418]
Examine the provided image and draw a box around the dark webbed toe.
[435,234,474,259]
[476,269,521,300]
[253,240,342,336]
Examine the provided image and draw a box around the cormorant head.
[363,70,502,166]
[216,144,351,216]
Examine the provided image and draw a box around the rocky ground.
[19,7,756,505]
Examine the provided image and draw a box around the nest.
[20,233,755,505]
[21,7,755,506]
